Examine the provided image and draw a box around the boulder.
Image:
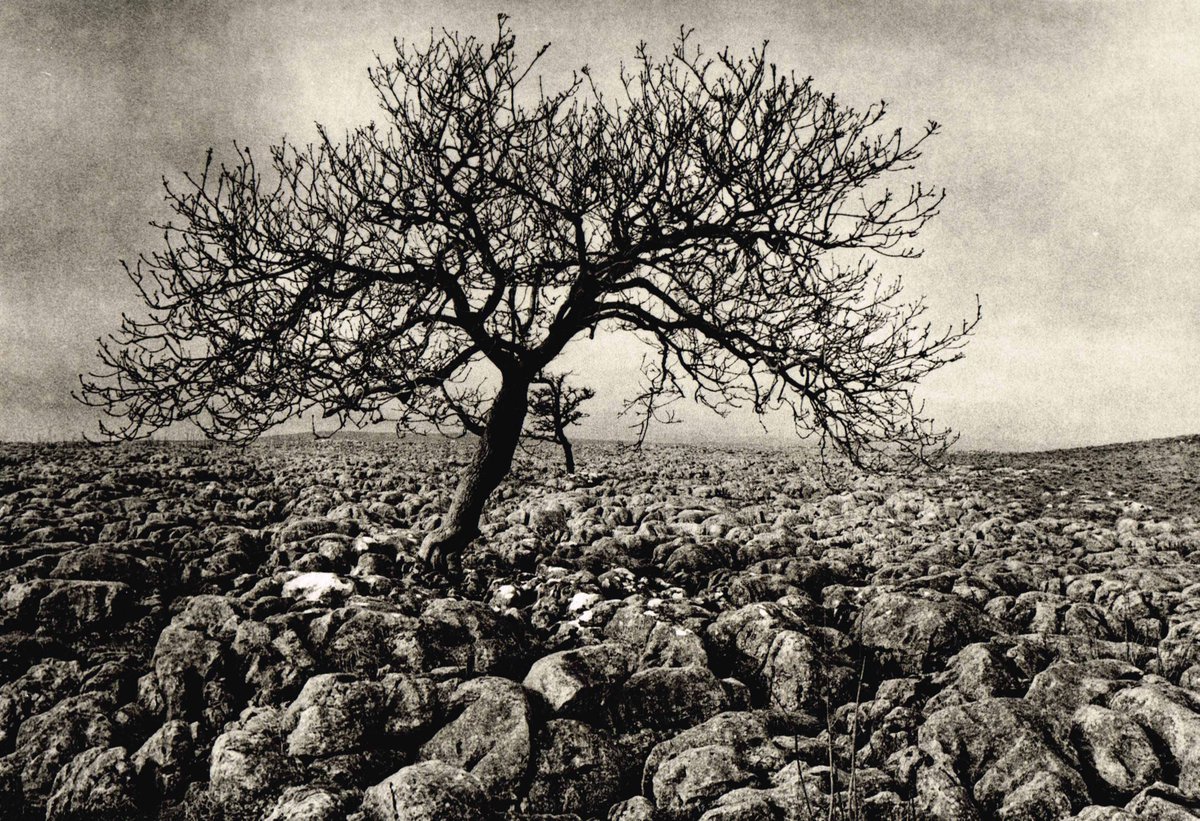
[132,719,196,796]
[608,795,658,820]
[283,671,437,759]
[604,604,708,669]
[50,545,157,589]
[152,624,235,730]
[926,642,1021,713]
[1070,704,1161,799]
[420,598,529,676]
[917,697,1088,818]
[263,786,345,821]
[1025,659,1143,728]
[642,711,786,798]
[707,603,849,714]
[1123,781,1200,819]
[13,692,115,802]
[209,707,302,818]
[285,673,385,758]
[523,642,631,717]
[855,590,996,674]
[619,665,725,731]
[281,572,354,605]
[310,605,425,676]
[652,744,756,820]
[1109,681,1200,794]
[361,760,487,821]
[234,619,319,705]
[419,677,530,803]
[45,746,139,821]
[1,579,132,634]
[152,596,243,730]
[523,719,622,816]
[0,659,81,748]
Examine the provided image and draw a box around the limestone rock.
[45,746,139,821]
[523,642,631,717]
[855,590,996,674]
[619,665,725,731]
[524,719,622,816]
[1109,681,1200,794]
[419,676,530,803]
[361,760,487,821]
[1070,704,1161,799]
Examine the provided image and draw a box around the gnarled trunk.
[557,432,576,474]
[419,375,531,570]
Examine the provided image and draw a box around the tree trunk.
[558,433,576,474]
[419,375,531,570]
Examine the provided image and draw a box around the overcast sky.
[1,0,1197,449]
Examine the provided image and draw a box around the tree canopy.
[79,16,977,566]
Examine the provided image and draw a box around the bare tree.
[527,373,594,473]
[78,17,979,571]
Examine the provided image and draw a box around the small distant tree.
[77,17,978,571]
[527,373,594,473]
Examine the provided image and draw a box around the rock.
[209,707,302,818]
[0,659,81,748]
[917,697,1087,818]
[925,642,1021,713]
[642,711,786,798]
[420,598,529,676]
[915,754,982,821]
[706,603,850,714]
[759,628,848,714]
[604,603,708,669]
[652,744,756,820]
[281,572,354,604]
[854,590,996,674]
[276,518,352,546]
[607,795,657,820]
[152,623,234,730]
[132,719,196,796]
[235,619,319,705]
[1109,681,1200,794]
[619,665,725,731]
[1070,704,1161,799]
[361,760,487,821]
[50,545,157,589]
[0,632,75,682]
[45,746,139,820]
[1068,807,1137,821]
[379,674,439,737]
[1123,781,1200,819]
[152,595,243,730]
[524,719,622,816]
[1025,659,1143,726]
[1,579,132,634]
[13,692,115,803]
[285,673,383,758]
[698,788,777,820]
[640,621,709,669]
[263,786,345,821]
[998,769,1077,819]
[523,642,630,717]
[419,677,530,803]
[311,604,425,676]
[284,672,437,759]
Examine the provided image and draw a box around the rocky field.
[1,434,1200,820]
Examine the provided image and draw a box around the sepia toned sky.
[1,0,1197,449]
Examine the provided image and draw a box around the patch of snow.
[282,572,353,602]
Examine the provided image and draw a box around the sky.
[1,0,1197,450]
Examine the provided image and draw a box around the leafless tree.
[78,16,979,571]
[526,373,594,473]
